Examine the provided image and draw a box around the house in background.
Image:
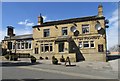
[2,4,108,62]
[2,34,33,58]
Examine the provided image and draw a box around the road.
[1,61,118,79]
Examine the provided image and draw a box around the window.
[83,41,89,48]
[17,42,20,49]
[35,48,39,54]
[59,42,64,52]
[21,42,24,49]
[90,41,94,48]
[50,43,53,52]
[12,43,15,49]
[45,44,49,52]
[98,44,104,52]
[82,24,89,34]
[28,42,31,49]
[44,29,50,37]
[62,27,67,36]
[25,42,28,49]
[40,43,53,53]
[41,44,44,52]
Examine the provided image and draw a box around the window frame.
[83,41,89,48]
[62,27,68,36]
[82,24,90,34]
[43,29,50,37]
[90,41,95,48]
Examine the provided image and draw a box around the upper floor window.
[82,24,89,34]
[62,27,67,36]
[44,29,50,37]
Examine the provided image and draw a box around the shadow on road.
[0,62,41,67]
[1,79,45,81]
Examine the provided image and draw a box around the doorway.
[58,42,64,52]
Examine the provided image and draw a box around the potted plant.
[13,54,18,61]
[40,57,44,60]
[4,54,9,60]
[52,56,58,65]
[45,57,48,60]
[31,56,36,63]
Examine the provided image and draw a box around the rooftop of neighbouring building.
[3,34,33,41]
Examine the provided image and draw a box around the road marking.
[18,66,110,79]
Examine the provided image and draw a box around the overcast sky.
[1,2,119,49]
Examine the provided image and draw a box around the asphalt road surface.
[2,66,85,79]
[0,60,119,80]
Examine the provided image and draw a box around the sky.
[1,2,119,49]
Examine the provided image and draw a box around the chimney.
[98,4,103,17]
[38,13,43,25]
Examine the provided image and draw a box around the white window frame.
[62,27,68,36]
[90,41,95,48]
[83,41,89,48]
[43,29,50,37]
[82,24,90,34]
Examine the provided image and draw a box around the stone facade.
[32,4,107,62]
[2,4,107,62]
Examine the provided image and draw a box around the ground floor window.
[79,41,95,48]
[50,44,53,52]
[90,41,94,48]
[83,41,89,48]
[45,44,49,52]
[35,48,39,54]
[15,40,32,50]
[40,43,53,53]
[17,42,20,49]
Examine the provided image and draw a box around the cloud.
[42,16,47,20]
[107,8,118,49]
[42,15,54,22]
[18,19,34,27]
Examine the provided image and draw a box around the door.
[58,42,64,52]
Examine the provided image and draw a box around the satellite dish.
[74,30,79,36]
[95,23,101,30]
[71,26,77,32]
[105,19,109,24]
[98,28,105,35]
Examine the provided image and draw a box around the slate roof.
[3,34,33,40]
[33,15,105,28]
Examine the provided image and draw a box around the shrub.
[45,57,48,60]
[31,56,36,63]
[13,55,18,61]
[60,55,65,62]
[40,57,44,60]
[52,56,58,65]
[4,54,9,60]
